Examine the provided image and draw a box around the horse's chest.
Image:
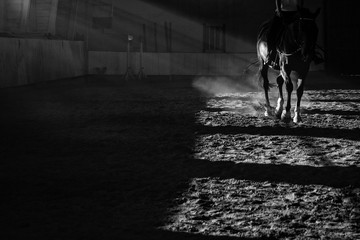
[281,0,299,11]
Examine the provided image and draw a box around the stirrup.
[269,61,280,70]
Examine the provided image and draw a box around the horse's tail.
[256,37,268,90]
[257,56,266,90]
[256,20,271,89]
[243,59,259,74]
[257,40,276,91]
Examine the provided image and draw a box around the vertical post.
[85,0,91,75]
[142,23,147,51]
[20,0,32,32]
[0,0,5,31]
[203,23,206,52]
[127,39,130,68]
[222,23,226,52]
[154,22,158,52]
[140,40,143,68]
[48,0,59,35]
[169,22,172,52]
[209,26,214,50]
[72,0,79,39]
[138,39,146,80]
[67,0,77,39]
[123,34,135,80]
[28,0,38,32]
[164,21,169,52]
[19,0,26,31]
[322,0,328,71]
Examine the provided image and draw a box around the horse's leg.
[261,64,273,117]
[281,69,293,122]
[294,78,304,123]
[275,75,284,119]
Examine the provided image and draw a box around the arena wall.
[88,51,257,76]
[0,38,85,88]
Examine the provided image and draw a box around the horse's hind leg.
[294,78,304,123]
[260,64,273,117]
[275,75,284,119]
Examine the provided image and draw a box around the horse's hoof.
[264,106,274,117]
[281,110,291,122]
[293,114,302,123]
[275,99,284,119]
[275,109,282,119]
[293,108,301,123]
[264,110,273,117]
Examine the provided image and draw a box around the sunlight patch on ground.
[196,89,360,130]
[162,178,360,239]
[196,109,360,130]
[161,88,360,239]
[306,90,360,101]
[194,134,360,167]
[194,88,360,166]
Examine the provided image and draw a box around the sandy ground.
[0,73,359,239]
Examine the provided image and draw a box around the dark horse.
[257,9,320,123]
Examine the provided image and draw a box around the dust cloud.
[192,75,259,96]
[192,75,265,116]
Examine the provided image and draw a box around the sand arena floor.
[0,73,359,239]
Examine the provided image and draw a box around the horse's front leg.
[281,71,293,122]
[275,75,284,119]
[294,78,304,123]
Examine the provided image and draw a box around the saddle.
[269,11,303,69]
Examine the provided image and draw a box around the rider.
[267,0,304,68]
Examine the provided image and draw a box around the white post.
[123,34,135,80]
[138,39,146,80]
[127,39,130,68]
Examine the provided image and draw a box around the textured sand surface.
[0,75,359,239]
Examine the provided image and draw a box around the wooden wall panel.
[0,38,85,88]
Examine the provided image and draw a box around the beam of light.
[80,0,259,75]
[84,0,328,75]
[4,0,31,30]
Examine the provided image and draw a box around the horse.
[257,8,320,123]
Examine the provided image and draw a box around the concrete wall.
[88,51,256,76]
[0,37,85,88]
